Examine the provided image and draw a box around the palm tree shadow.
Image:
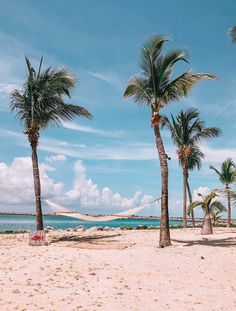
[50,234,121,245]
[172,237,236,248]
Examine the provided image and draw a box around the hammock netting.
[45,197,160,222]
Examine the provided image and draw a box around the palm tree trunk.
[154,124,171,247]
[201,213,213,235]
[182,163,187,228]
[186,177,195,227]
[31,141,43,230]
[226,184,231,227]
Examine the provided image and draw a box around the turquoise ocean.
[0,214,182,232]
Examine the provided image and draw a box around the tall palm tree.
[188,192,226,234]
[229,26,236,43]
[10,57,92,231]
[210,159,236,227]
[124,34,218,247]
[161,109,221,228]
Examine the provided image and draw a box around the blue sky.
[0,0,236,216]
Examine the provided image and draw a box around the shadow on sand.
[50,233,121,244]
[49,233,125,249]
[172,237,236,248]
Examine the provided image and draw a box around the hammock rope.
[45,196,161,222]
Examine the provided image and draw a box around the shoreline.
[0,212,235,222]
[1,223,236,235]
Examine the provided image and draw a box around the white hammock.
[45,197,160,222]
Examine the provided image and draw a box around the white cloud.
[0,129,23,139]
[2,127,235,164]
[201,145,236,163]
[213,99,236,119]
[59,160,153,210]
[0,127,174,160]
[0,83,21,95]
[62,121,124,138]
[0,157,153,214]
[39,141,158,160]
[0,157,63,209]
[193,186,211,201]
[0,156,232,217]
[88,71,124,90]
[45,154,67,163]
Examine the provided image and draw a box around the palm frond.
[37,56,43,78]
[210,200,226,212]
[157,50,188,92]
[210,159,236,184]
[10,57,92,131]
[211,210,222,225]
[186,147,204,171]
[191,127,221,144]
[187,201,203,215]
[210,165,222,178]
[228,26,236,43]
[161,72,218,105]
[124,77,153,105]
[140,35,169,80]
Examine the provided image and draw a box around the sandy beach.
[0,228,236,311]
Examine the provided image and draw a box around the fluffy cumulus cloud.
[193,186,211,201]
[0,157,63,211]
[1,156,232,217]
[0,156,153,213]
[60,160,152,211]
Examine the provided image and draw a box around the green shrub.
[136,225,148,230]
[120,225,132,230]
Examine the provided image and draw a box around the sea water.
[0,214,182,231]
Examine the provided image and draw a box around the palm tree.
[188,192,226,234]
[210,159,236,227]
[124,34,218,247]
[228,26,236,43]
[10,57,92,231]
[186,147,204,227]
[161,109,221,228]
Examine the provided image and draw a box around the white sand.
[0,228,236,311]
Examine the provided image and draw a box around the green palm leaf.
[161,72,218,105]
[124,77,153,105]
[10,57,92,131]
[229,26,236,43]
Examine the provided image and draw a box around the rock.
[103,226,112,231]
[87,226,101,232]
[66,228,74,232]
[74,225,86,232]
[113,227,120,231]
[147,225,158,229]
[76,225,86,230]
[45,226,54,230]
